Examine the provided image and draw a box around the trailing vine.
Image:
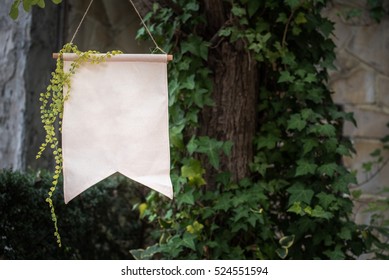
[37,43,122,247]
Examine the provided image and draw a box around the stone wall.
[24,2,63,170]
[0,1,63,171]
[324,1,389,224]
[0,0,31,170]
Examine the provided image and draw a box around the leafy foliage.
[130,0,374,259]
[0,170,144,259]
[9,0,62,19]
[36,43,122,246]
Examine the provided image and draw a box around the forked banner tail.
[62,53,173,203]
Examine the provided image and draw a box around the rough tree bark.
[201,0,258,181]
[134,0,258,182]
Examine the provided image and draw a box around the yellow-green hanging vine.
[37,43,122,247]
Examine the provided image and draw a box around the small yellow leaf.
[138,203,148,218]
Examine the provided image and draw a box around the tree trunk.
[201,0,258,181]
[201,40,258,181]
[135,0,258,181]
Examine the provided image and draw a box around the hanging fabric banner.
[61,53,173,203]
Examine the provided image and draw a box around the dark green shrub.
[0,170,144,259]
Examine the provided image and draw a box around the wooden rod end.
[53,53,173,61]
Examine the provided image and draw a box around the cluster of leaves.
[9,0,62,19]
[130,0,375,259]
[0,170,145,259]
[236,0,365,259]
[37,43,122,247]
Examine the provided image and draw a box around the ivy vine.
[130,0,382,260]
[37,43,122,247]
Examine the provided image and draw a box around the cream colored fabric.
[62,54,172,204]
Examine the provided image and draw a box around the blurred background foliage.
[0,170,146,259]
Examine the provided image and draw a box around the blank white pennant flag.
[62,53,173,204]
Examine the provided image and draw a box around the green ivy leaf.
[338,227,352,241]
[295,159,318,176]
[170,124,185,149]
[214,192,233,212]
[294,12,307,25]
[285,0,300,9]
[277,12,288,24]
[287,183,315,205]
[256,134,278,149]
[231,5,246,17]
[37,0,45,8]
[303,139,319,155]
[22,0,32,11]
[130,244,161,260]
[181,35,209,60]
[186,137,198,155]
[219,27,233,37]
[311,205,333,219]
[304,73,317,83]
[222,141,233,157]
[195,137,224,169]
[177,187,195,206]
[278,71,295,83]
[317,163,338,177]
[279,235,295,248]
[181,159,206,186]
[316,192,337,209]
[276,247,288,259]
[9,0,21,19]
[248,0,260,17]
[287,114,307,131]
[182,232,196,251]
[184,2,199,11]
[333,173,357,192]
[351,190,362,199]
[336,144,352,156]
[182,74,195,90]
[287,202,304,215]
[324,245,345,260]
[370,148,381,157]
[306,88,325,103]
[309,124,336,137]
[301,108,320,121]
[318,19,334,38]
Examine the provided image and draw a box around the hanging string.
[68,0,167,54]
[127,0,167,54]
[69,0,95,44]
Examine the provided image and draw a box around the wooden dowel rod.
[52,53,173,61]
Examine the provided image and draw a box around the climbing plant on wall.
[130,0,374,260]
